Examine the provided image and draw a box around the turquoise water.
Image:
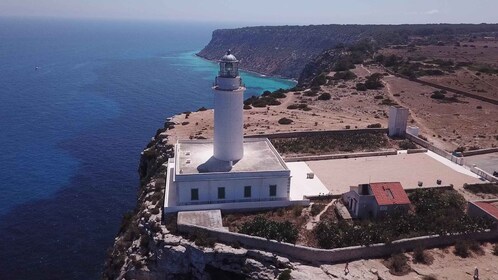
[0,18,294,279]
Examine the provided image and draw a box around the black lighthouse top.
[218,49,239,78]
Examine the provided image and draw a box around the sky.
[1,0,497,25]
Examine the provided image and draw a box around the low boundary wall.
[406,132,463,165]
[384,68,498,105]
[245,128,388,139]
[178,223,498,264]
[463,148,498,157]
[470,167,498,183]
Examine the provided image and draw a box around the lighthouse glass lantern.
[219,49,239,78]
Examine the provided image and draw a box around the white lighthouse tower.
[212,50,245,162]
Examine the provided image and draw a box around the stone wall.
[178,223,498,264]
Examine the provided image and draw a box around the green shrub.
[469,240,484,255]
[430,90,446,100]
[386,253,410,275]
[292,205,303,217]
[278,269,292,280]
[356,83,367,91]
[367,123,382,128]
[493,243,498,256]
[413,247,433,264]
[278,118,293,125]
[463,183,498,194]
[454,240,470,258]
[318,92,331,100]
[332,70,357,80]
[399,140,417,150]
[310,204,325,216]
[365,73,384,89]
[239,216,298,244]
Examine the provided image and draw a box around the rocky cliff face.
[198,24,498,80]
[197,25,364,78]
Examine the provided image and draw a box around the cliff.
[198,24,498,79]
[197,25,364,78]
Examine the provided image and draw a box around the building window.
[269,185,277,197]
[218,187,225,199]
[191,188,199,201]
[244,186,251,198]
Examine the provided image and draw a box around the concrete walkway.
[306,199,336,230]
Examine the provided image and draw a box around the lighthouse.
[212,50,245,163]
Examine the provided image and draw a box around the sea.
[0,18,295,280]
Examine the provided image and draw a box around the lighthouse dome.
[221,49,238,62]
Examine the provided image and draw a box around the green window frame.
[191,188,199,201]
[269,185,277,197]
[244,186,251,198]
[218,187,225,199]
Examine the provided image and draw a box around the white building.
[163,50,328,213]
[388,106,409,137]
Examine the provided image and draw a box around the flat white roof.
[176,138,288,175]
[287,162,330,200]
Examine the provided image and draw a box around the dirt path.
[305,199,336,230]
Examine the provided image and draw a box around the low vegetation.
[239,216,298,244]
[384,253,411,276]
[271,131,389,155]
[463,183,498,194]
[413,247,433,265]
[278,117,293,125]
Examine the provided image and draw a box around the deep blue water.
[0,18,294,280]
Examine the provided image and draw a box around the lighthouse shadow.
[197,156,238,173]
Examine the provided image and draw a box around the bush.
[367,123,382,128]
[469,240,484,255]
[278,269,292,280]
[332,70,357,80]
[310,204,325,216]
[454,240,470,258]
[413,247,433,264]
[243,105,252,110]
[364,73,384,89]
[493,243,498,256]
[239,216,298,243]
[278,118,293,125]
[463,183,498,194]
[422,275,438,280]
[292,205,303,217]
[399,140,417,150]
[356,83,367,91]
[374,95,384,100]
[430,90,446,100]
[385,253,410,275]
[318,92,331,100]
[190,230,216,248]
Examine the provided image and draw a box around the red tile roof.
[474,202,498,220]
[369,182,410,206]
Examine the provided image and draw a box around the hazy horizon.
[1,0,497,26]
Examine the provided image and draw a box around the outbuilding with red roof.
[342,182,411,219]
